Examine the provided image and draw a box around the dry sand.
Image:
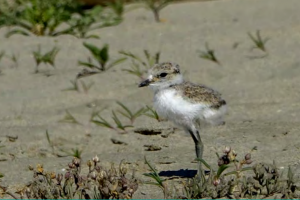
[1,0,300,198]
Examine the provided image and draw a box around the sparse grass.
[62,79,80,92]
[141,0,174,22]
[0,0,124,38]
[62,79,94,94]
[70,148,83,159]
[78,42,126,76]
[198,42,220,65]
[58,110,81,125]
[7,52,18,68]
[1,0,81,37]
[45,130,54,155]
[1,157,138,199]
[91,101,151,133]
[0,51,5,62]
[116,101,147,125]
[120,50,160,79]
[144,105,161,122]
[248,30,269,52]
[32,45,59,73]
[0,51,4,74]
[76,68,99,79]
[91,110,133,133]
[65,2,124,39]
[143,156,169,198]
[142,146,300,199]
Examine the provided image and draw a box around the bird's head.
[139,62,183,91]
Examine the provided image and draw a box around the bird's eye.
[159,73,168,77]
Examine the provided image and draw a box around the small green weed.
[91,111,133,133]
[58,110,81,125]
[143,156,169,198]
[78,42,126,75]
[198,42,220,65]
[116,101,147,125]
[120,49,160,79]
[62,79,94,94]
[248,30,269,52]
[2,0,81,37]
[32,45,59,73]
[141,0,174,22]
[143,105,161,122]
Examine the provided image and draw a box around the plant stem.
[153,9,160,22]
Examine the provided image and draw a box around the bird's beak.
[139,79,151,87]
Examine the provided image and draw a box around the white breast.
[153,89,206,125]
[153,89,227,127]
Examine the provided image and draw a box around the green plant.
[70,148,82,159]
[120,50,160,79]
[0,0,125,38]
[248,30,269,52]
[76,69,99,79]
[141,0,174,22]
[7,52,18,68]
[116,101,147,124]
[143,106,161,122]
[78,42,126,75]
[1,0,81,37]
[143,156,169,198]
[91,111,133,133]
[45,130,54,155]
[58,110,81,125]
[198,42,220,65]
[62,79,94,94]
[105,0,125,19]
[65,3,124,39]
[0,51,5,61]
[32,45,59,73]
[62,79,79,92]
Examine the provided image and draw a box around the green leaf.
[99,44,109,66]
[143,156,165,188]
[216,164,229,178]
[58,110,81,125]
[92,115,114,129]
[86,34,100,39]
[287,166,294,185]
[45,129,51,145]
[119,50,145,66]
[106,57,127,70]
[133,107,147,118]
[83,42,101,59]
[0,51,5,60]
[224,166,253,176]
[81,80,94,93]
[196,158,212,170]
[5,29,31,38]
[78,60,98,69]
[117,101,133,117]
[61,80,79,92]
[112,110,124,129]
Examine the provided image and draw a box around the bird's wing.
[171,81,226,108]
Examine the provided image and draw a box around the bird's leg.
[188,129,204,179]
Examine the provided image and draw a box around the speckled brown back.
[170,81,226,108]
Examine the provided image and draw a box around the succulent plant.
[4,157,138,199]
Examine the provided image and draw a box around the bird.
[139,62,227,177]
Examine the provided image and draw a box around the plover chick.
[139,62,227,177]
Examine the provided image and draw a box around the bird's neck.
[151,75,184,92]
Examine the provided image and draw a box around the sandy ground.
[1,0,300,198]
